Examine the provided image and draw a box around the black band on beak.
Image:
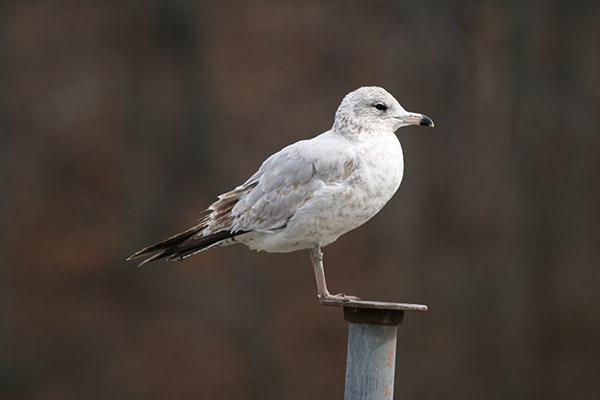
[420,115,434,127]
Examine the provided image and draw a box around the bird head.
[333,86,434,135]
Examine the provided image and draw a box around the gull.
[127,86,434,303]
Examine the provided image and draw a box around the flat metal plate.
[320,298,428,312]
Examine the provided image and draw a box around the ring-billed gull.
[128,86,434,303]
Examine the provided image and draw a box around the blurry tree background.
[1,1,599,399]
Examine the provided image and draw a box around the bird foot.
[318,293,361,304]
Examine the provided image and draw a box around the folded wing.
[127,133,359,264]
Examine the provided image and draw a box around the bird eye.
[374,103,388,111]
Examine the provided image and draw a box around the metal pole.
[343,308,403,400]
[322,301,426,400]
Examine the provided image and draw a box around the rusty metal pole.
[322,299,427,400]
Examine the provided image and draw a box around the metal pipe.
[343,307,406,400]
[321,299,426,399]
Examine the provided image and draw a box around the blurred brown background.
[2,1,599,399]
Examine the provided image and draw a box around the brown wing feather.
[127,183,257,266]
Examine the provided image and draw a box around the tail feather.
[127,225,245,266]
[165,230,241,261]
[128,181,257,266]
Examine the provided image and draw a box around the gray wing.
[207,133,359,234]
[126,132,359,265]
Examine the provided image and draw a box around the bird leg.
[310,244,361,303]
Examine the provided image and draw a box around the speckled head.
[333,86,434,136]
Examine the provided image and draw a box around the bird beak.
[401,113,435,127]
